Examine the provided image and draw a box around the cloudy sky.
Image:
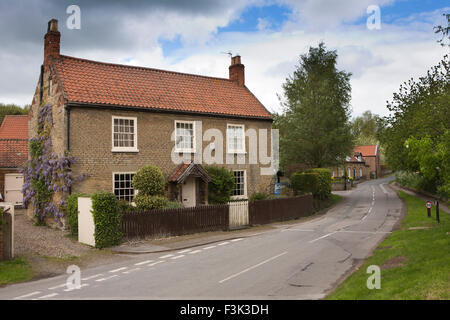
[0,0,448,117]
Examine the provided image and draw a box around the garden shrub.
[204,165,235,204]
[306,168,331,199]
[117,199,137,214]
[91,192,122,249]
[290,172,318,195]
[134,194,169,210]
[66,193,88,237]
[249,192,268,202]
[132,165,166,196]
[164,201,183,209]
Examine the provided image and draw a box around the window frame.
[174,120,196,153]
[226,123,246,154]
[111,116,139,152]
[231,169,247,199]
[112,172,136,203]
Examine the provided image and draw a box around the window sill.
[174,150,196,154]
[227,151,247,155]
[111,149,139,153]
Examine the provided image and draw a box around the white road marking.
[380,184,388,194]
[123,268,141,274]
[188,250,202,254]
[36,293,58,299]
[308,232,337,243]
[96,275,119,282]
[203,245,216,250]
[230,238,243,242]
[171,255,185,260]
[109,267,127,273]
[148,260,165,266]
[13,291,41,300]
[338,230,391,234]
[48,283,66,290]
[177,249,192,253]
[134,260,153,266]
[63,283,89,292]
[217,241,230,246]
[82,274,103,281]
[219,252,288,283]
[159,254,174,259]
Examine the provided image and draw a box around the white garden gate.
[228,200,249,229]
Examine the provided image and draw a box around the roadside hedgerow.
[306,168,332,199]
[204,165,235,204]
[91,192,122,249]
[66,193,88,237]
[290,172,318,195]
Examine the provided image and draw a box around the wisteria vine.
[21,104,86,224]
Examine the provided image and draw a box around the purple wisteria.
[21,104,87,223]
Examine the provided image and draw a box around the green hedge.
[249,192,268,202]
[290,172,318,195]
[66,193,89,237]
[307,168,332,199]
[134,194,168,210]
[204,165,235,204]
[91,192,122,249]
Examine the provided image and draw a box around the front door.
[5,173,24,206]
[182,177,196,207]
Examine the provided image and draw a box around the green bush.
[134,194,169,210]
[164,201,183,209]
[132,165,166,196]
[117,199,137,214]
[91,192,122,249]
[307,168,332,199]
[66,193,89,237]
[290,172,318,195]
[249,192,268,202]
[204,165,235,204]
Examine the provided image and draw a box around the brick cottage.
[28,19,274,212]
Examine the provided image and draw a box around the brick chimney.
[44,19,60,66]
[229,55,245,86]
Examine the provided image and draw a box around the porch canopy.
[169,162,212,184]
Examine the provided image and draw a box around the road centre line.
[219,252,288,284]
[159,254,174,259]
[217,241,230,246]
[230,238,243,242]
[148,261,165,266]
[36,293,58,299]
[82,274,103,281]
[203,245,216,250]
[188,250,202,254]
[48,283,66,290]
[13,291,41,300]
[134,260,153,266]
[282,229,315,232]
[308,232,337,243]
[109,267,127,273]
[123,268,141,274]
[177,249,192,253]
[96,275,118,282]
[171,255,185,260]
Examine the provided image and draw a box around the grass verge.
[0,258,33,286]
[327,190,449,300]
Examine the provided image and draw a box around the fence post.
[2,211,13,260]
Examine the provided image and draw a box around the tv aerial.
[221,51,233,58]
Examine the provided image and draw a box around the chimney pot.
[229,55,245,86]
[44,19,61,68]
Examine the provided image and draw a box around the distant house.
[0,115,28,206]
[28,19,274,209]
[354,145,381,179]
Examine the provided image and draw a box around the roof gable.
[354,145,378,157]
[53,55,272,120]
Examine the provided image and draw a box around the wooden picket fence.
[122,194,314,239]
[122,204,229,239]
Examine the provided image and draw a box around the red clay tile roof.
[169,163,191,182]
[0,116,28,168]
[0,139,28,168]
[354,145,378,157]
[53,55,273,119]
[0,115,28,139]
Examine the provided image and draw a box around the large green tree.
[351,110,380,145]
[274,42,353,169]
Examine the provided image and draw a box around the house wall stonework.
[68,107,274,198]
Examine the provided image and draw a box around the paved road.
[0,176,402,300]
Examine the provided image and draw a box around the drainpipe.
[65,105,71,195]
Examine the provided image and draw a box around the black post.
[436,201,440,223]
[427,207,431,218]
